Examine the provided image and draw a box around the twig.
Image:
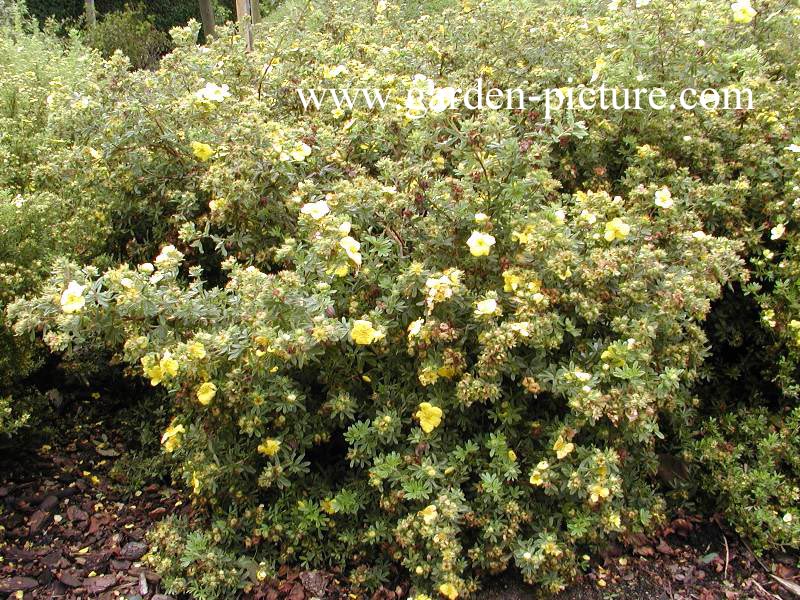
[771,575,800,598]
[743,538,800,598]
[742,538,771,574]
[752,578,782,600]
[382,223,405,258]
[256,0,314,101]
[722,531,730,581]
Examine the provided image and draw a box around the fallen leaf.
[699,552,719,565]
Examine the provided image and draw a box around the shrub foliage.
[4,0,800,597]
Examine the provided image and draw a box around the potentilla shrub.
[688,405,800,552]
[0,8,111,436]
[553,10,800,403]
[11,191,742,596]
[546,0,800,549]
[6,0,799,596]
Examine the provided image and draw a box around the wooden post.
[84,0,96,28]
[252,0,262,24]
[198,0,216,38]
[235,0,254,51]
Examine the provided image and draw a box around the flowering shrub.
[12,192,741,595]
[0,6,110,436]
[5,0,800,596]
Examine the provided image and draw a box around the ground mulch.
[0,415,189,599]
[2,408,799,599]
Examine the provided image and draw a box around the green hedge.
[24,0,235,32]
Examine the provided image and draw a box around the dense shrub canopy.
[4,0,800,597]
[0,6,109,434]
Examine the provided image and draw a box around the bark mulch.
[0,415,187,599]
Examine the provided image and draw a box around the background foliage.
[24,0,235,32]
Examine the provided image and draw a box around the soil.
[1,402,799,600]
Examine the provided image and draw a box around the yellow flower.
[196,382,217,405]
[529,460,549,485]
[415,402,443,433]
[502,271,522,293]
[404,92,427,120]
[300,200,330,220]
[191,472,201,494]
[419,368,440,387]
[589,484,610,504]
[350,319,383,345]
[731,0,756,23]
[474,298,500,317]
[289,142,312,161]
[439,583,459,600]
[512,229,530,244]
[408,318,424,337]
[553,436,575,459]
[208,198,228,212]
[437,365,456,378]
[580,209,597,224]
[187,341,206,360]
[408,261,424,275]
[160,354,179,378]
[419,504,438,524]
[510,322,531,337]
[195,82,231,103]
[60,281,86,314]
[507,450,517,462]
[542,540,563,557]
[155,244,184,268]
[429,86,458,113]
[161,423,185,453]
[323,64,348,78]
[654,186,673,209]
[425,274,461,311]
[604,218,630,242]
[191,141,215,161]
[339,236,362,265]
[258,439,281,456]
[466,230,496,256]
[143,363,163,386]
[591,56,607,82]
